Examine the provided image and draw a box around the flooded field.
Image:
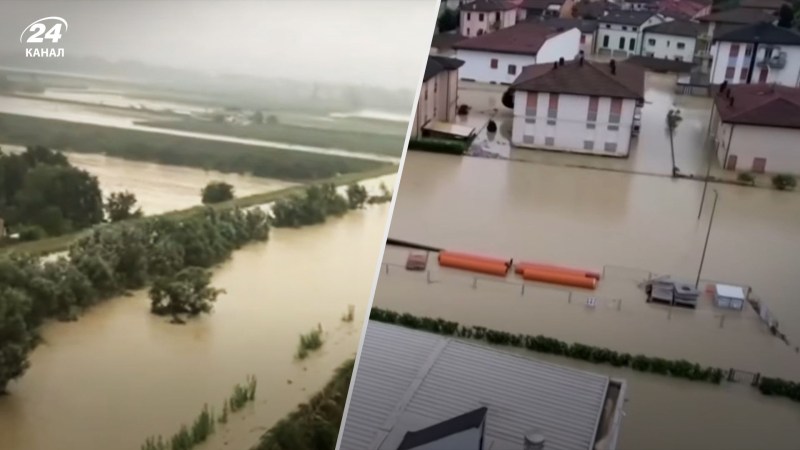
[377,151,800,449]
[0,190,393,450]
[2,144,295,215]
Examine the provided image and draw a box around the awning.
[422,121,475,139]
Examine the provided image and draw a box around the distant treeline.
[0,113,386,181]
[139,118,406,157]
[253,359,353,450]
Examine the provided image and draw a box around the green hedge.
[407,138,468,155]
[370,308,725,385]
[759,377,800,402]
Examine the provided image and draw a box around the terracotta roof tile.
[461,0,520,11]
[715,84,800,128]
[453,22,558,55]
[512,58,645,99]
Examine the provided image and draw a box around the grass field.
[0,113,388,181]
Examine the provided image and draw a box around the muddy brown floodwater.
[377,151,800,449]
[0,175,395,450]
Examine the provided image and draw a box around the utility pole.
[698,142,714,219]
[696,190,719,288]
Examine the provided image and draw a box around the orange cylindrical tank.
[441,251,511,266]
[522,268,597,289]
[515,261,601,280]
[439,251,509,276]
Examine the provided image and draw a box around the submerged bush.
[772,173,797,191]
[296,326,324,359]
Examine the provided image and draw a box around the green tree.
[778,4,794,27]
[201,181,235,204]
[105,191,143,222]
[149,267,224,321]
[0,287,33,394]
[346,184,368,209]
[437,8,460,33]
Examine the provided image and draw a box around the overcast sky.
[1,0,438,89]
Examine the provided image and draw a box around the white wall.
[710,41,800,86]
[537,28,582,63]
[642,32,697,61]
[511,90,638,156]
[413,69,459,137]
[460,8,517,37]
[595,16,663,56]
[714,117,800,174]
[455,49,537,83]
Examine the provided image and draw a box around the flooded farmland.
[377,150,800,449]
[0,178,394,450]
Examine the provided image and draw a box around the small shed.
[715,284,746,310]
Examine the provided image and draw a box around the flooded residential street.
[0,194,392,450]
[377,150,800,449]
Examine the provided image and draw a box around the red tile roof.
[715,84,800,128]
[452,22,559,56]
[512,58,645,99]
[461,0,520,11]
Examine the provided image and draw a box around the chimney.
[524,430,545,450]
[729,96,735,107]
[719,80,728,94]
[609,59,616,75]
[579,55,584,66]
[559,57,565,66]
[553,61,558,69]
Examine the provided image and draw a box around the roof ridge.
[586,61,640,98]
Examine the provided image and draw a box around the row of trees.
[0,206,270,393]
[271,182,389,228]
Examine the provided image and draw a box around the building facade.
[542,18,599,55]
[641,20,700,61]
[710,23,800,86]
[460,1,519,37]
[511,59,644,157]
[414,56,464,137]
[454,23,581,84]
[711,84,800,175]
[595,11,664,57]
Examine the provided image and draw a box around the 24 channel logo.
[20,17,68,58]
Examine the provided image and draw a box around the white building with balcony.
[642,20,700,62]
[595,11,665,58]
[511,58,645,157]
[710,23,800,86]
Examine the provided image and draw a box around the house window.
[759,67,769,82]
[490,58,498,69]
[725,67,735,81]
[629,38,635,51]
[547,119,556,125]
[508,64,517,75]
[603,35,610,47]
[740,68,749,81]
[677,42,685,50]
[608,125,619,131]
[587,123,596,129]
[523,135,534,144]
[606,24,611,29]
[580,34,586,44]
[729,44,740,58]
[477,29,484,36]
[765,47,774,59]
[584,140,594,150]
[548,94,559,118]
[622,26,628,30]
[619,37,625,49]
[604,142,617,152]
[609,98,622,124]
[648,38,656,45]
[587,96,598,122]
[526,92,538,116]
[674,56,683,62]
[434,79,437,93]
[632,27,637,32]
[496,12,500,21]
[467,13,471,20]
[479,13,484,21]
[666,40,670,47]
[545,137,555,146]
[526,118,536,124]
[467,28,471,36]
[745,44,753,57]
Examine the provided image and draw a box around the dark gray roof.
[461,0,518,11]
[714,22,800,45]
[643,19,701,37]
[540,17,600,33]
[575,1,621,19]
[339,322,619,450]
[697,7,776,24]
[521,0,568,9]
[430,32,466,51]
[424,56,464,82]
[397,407,487,450]
[598,10,657,26]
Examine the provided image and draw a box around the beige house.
[711,84,800,174]
[460,0,521,37]
[413,56,465,138]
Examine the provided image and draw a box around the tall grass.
[342,304,355,322]
[296,324,324,359]
[141,377,257,450]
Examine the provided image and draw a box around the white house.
[595,11,665,57]
[453,22,581,84]
[460,0,520,38]
[518,0,573,19]
[710,23,800,86]
[711,84,800,174]
[542,17,600,55]
[620,0,659,11]
[642,20,700,61]
[511,58,645,157]
[414,56,465,138]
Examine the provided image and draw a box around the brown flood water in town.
[0,170,396,450]
[376,151,800,449]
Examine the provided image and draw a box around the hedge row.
[759,377,800,403]
[407,137,468,155]
[370,308,724,385]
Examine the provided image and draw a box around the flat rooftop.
[339,322,625,450]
